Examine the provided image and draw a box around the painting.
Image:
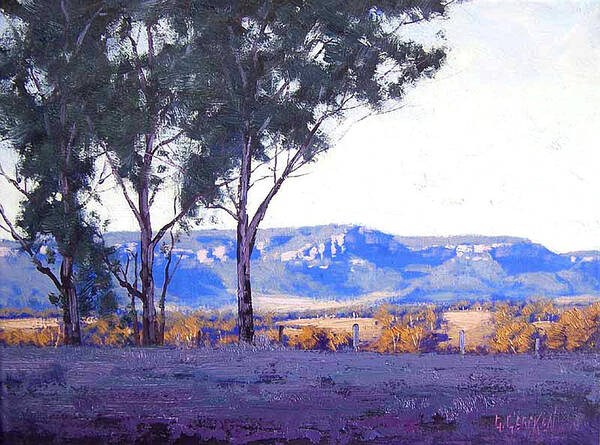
[1,1,599,444]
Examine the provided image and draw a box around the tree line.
[2,300,599,354]
[372,300,600,354]
[0,0,449,346]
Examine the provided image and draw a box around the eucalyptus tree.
[0,1,119,344]
[94,2,232,345]
[179,0,448,342]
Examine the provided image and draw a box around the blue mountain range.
[1,225,599,309]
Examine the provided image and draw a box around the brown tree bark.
[232,118,325,344]
[58,117,82,346]
[60,255,81,345]
[138,132,158,346]
[236,223,254,343]
[158,230,180,345]
[139,228,157,345]
[236,135,255,343]
[130,293,141,347]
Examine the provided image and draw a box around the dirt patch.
[441,310,494,348]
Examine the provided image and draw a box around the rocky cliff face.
[1,225,599,309]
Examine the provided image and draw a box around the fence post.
[459,329,465,355]
[278,325,284,343]
[535,337,540,359]
[352,323,359,351]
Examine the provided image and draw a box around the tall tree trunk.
[59,125,81,346]
[158,273,167,346]
[236,135,254,343]
[158,306,165,345]
[131,253,141,346]
[158,229,181,345]
[131,292,141,346]
[60,256,81,345]
[157,241,171,346]
[237,222,254,343]
[139,227,157,345]
[138,135,158,346]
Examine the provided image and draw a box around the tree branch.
[112,263,144,300]
[206,202,239,221]
[228,25,248,89]
[0,162,29,198]
[159,231,181,316]
[100,242,144,300]
[73,6,104,57]
[105,152,143,226]
[0,203,62,292]
[151,129,185,155]
[247,117,325,245]
[151,192,201,246]
[126,22,149,95]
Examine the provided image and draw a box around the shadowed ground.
[1,347,599,444]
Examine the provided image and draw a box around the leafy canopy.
[177,0,447,174]
[0,1,117,314]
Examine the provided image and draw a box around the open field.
[0,317,61,330]
[441,310,495,349]
[253,292,402,313]
[554,295,600,305]
[0,317,97,331]
[276,311,495,348]
[1,347,599,444]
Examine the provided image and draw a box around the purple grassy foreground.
[1,347,599,445]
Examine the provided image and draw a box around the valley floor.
[1,347,599,444]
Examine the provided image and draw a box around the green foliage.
[180,0,447,171]
[0,1,116,314]
[93,2,233,215]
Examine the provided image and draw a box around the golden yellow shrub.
[83,315,133,347]
[521,300,558,322]
[264,328,281,342]
[493,302,520,327]
[288,326,351,351]
[489,321,535,354]
[0,327,61,347]
[374,304,395,328]
[216,334,238,346]
[164,315,202,347]
[545,306,599,351]
[373,324,426,353]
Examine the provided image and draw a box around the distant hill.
[1,224,599,310]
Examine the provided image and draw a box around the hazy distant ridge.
[1,224,599,309]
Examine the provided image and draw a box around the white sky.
[254,0,600,253]
[2,1,600,253]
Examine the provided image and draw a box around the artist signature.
[493,409,559,435]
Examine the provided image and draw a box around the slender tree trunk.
[236,223,254,343]
[131,293,141,346]
[60,256,81,345]
[138,135,158,346]
[139,227,157,345]
[236,135,254,343]
[158,296,165,345]
[158,236,172,346]
[131,253,141,346]
[59,126,81,345]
